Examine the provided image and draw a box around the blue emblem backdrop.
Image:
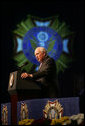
[22,27,63,65]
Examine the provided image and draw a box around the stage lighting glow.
[35,21,51,27]
[63,39,69,53]
[17,38,22,52]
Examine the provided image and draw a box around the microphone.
[19,61,28,68]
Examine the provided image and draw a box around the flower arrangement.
[18,118,51,125]
[70,113,84,125]
[31,118,51,125]
[18,119,34,125]
[18,113,84,125]
[50,116,70,125]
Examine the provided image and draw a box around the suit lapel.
[39,56,49,71]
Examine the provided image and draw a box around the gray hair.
[35,47,47,55]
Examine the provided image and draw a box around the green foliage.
[50,17,73,39]
[21,62,33,72]
[56,53,72,73]
[51,17,60,30]
[48,40,55,53]
[24,17,34,29]
[30,35,38,49]
[13,17,34,37]
[30,39,37,49]
[14,53,28,67]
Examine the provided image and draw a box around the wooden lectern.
[8,70,41,125]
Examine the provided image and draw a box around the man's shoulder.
[45,56,55,64]
[47,56,55,61]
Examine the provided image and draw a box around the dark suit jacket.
[32,55,60,98]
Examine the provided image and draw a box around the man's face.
[35,49,45,63]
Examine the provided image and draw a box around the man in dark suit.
[21,47,60,98]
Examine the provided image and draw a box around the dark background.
[1,0,84,106]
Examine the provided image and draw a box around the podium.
[8,71,41,125]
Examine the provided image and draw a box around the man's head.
[34,47,47,63]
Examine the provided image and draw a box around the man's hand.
[21,73,33,79]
